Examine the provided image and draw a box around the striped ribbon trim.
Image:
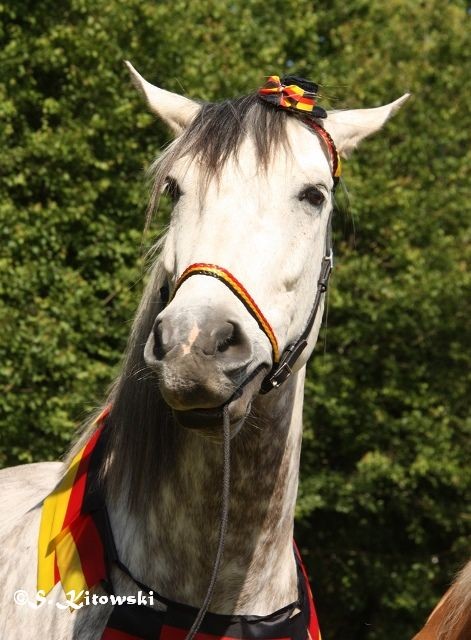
[294,542,322,640]
[259,75,320,113]
[37,407,110,602]
[173,263,280,363]
[305,119,342,181]
[258,74,341,183]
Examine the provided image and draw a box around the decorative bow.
[258,74,341,182]
[258,75,327,118]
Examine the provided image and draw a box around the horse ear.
[125,61,200,135]
[323,94,410,158]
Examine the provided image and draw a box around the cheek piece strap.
[261,208,333,393]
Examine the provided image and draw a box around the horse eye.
[299,186,325,208]
[164,177,181,203]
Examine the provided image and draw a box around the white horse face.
[159,121,332,358]
[127,63,408,431]
[150,126,331,421]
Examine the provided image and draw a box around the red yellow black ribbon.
[258,74,341,183]
[173,263,280,363]
[37,407,110,602]
[305,119,342,181]
[259,75,321,113]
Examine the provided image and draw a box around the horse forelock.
[146,93,294,228]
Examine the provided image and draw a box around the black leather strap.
[260,211,333,394]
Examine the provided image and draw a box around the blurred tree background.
[0,1,469,638]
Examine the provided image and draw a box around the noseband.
[172,263,280,363]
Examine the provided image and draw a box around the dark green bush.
[1,2,469,638]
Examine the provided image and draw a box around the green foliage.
[0,1,469,638]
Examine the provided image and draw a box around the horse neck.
[105,367,306,616]
[413,560,471,640]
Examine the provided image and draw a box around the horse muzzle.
[143,305,268,430]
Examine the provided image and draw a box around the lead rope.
[184,404,231,640]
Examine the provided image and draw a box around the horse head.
[126,62,408,435]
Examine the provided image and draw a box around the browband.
[258,74,342,184]
[304,119,342,183]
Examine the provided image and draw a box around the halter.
[164,220,333,639]
[170,75,339,395]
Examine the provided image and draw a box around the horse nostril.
[216,322,242,353]
[153,320,166,360]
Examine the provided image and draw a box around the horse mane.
[437,560,471,640]
[66,92,296,512]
